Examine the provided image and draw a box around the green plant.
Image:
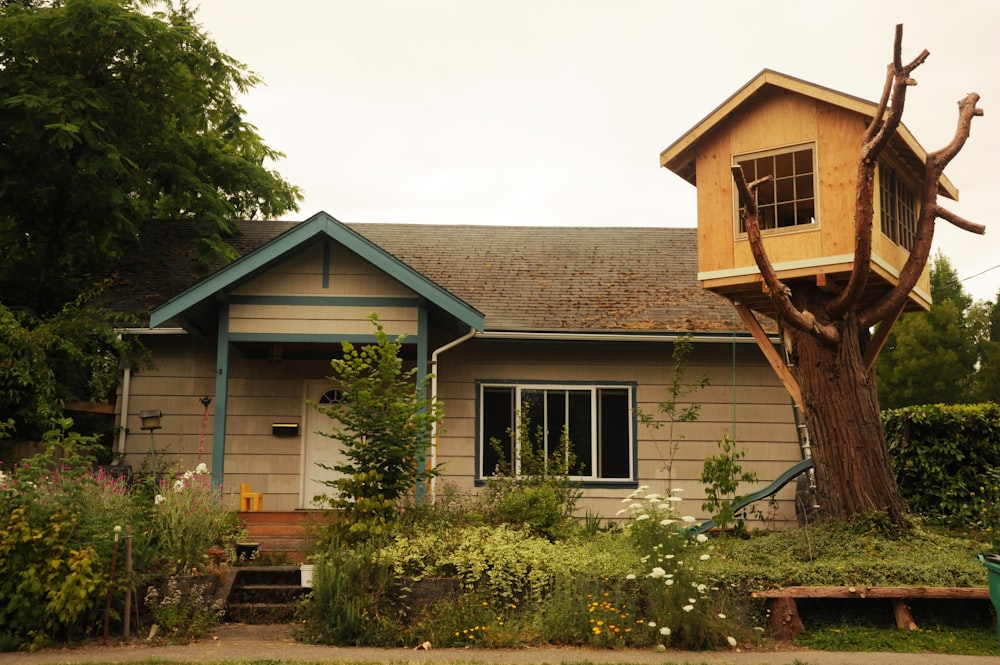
[479,412,581,540]
[148,463,244,575]
[884,403,1000,539]
[144,575,224,640]
[297,537,403,646]
[700,434,757,533]
[618,486,736,650]
[311,314,443,542]
[637,334,710,489]
[0,419,143,651]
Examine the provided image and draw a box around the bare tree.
[731,25,985,523]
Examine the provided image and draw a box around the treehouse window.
[477,383,634,484]
[734,144,817,234]
[879,161,917,251]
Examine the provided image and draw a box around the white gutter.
[474,330,772,343]
[429,327,477,501]
[114,327,188,335]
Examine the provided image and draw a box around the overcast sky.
[193,0,999,302]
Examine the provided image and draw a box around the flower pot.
[979,554,1000,647]
[300,564,315,588]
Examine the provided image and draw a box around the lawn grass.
[795,625,999,656]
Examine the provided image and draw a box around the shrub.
[311,314,442,543]
[148,463,244,575]
[297,537,403,646]
[884,402,1000,546]
[144,575,224,640]
[0,420,142,651]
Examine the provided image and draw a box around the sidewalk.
[2,623,997,665]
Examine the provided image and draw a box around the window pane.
[793,149,813,174]
[776,202,797,227]
[773,152,794,177]
[775,177,795,204]
[520,390,544,474]
[482,387,513,476]
[598,389,630,479]
[545,390,566,462]
[567,391,592,476]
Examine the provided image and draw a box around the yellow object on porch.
[239,483,263,511]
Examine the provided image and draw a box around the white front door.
[301,381,348,508]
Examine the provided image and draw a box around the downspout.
[116,365,132,459]
[428,327,477,502]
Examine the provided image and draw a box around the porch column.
[415,306,429,502]
[211,304,231,485]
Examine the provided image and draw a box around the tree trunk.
[789,296,908,522]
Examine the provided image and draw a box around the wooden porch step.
[239,510,331,562]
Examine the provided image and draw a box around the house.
[106,214,806,525]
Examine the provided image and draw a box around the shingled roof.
[102,219,736,334]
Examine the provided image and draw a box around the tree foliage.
[876,253,984,408]
[312,315,443,541]
[0,0,301,317]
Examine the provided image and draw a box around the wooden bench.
[753,586,990,640]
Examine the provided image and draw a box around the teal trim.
[322,238,330,289]
[228,295,421,307]
[415,307,429,502]
[227,333,382,344]
[150,212,484,331]
[693,458,815,534]
[211,305,231,485]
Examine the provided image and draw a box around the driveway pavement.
[2,623,997,665]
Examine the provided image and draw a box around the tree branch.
[831,24,927,318]
[936,206,986,235]
[861,92,984,327]
[732,165,839,343]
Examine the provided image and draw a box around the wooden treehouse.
[660,69,947,319]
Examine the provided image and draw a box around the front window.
[879,161,917,251]
[734,144,817,234]
[478,383,634,483]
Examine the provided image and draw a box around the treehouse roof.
[659,69,959,201]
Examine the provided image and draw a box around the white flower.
[195,462,208,474]
[688,598,697,604]
[154,494,165,505]
[718,613,727,619]
[649,567,666,578]
[682,604,694,612]
[647,621,656,628]
[659,519,676,526]
[173,479,184,492]
[659,626,671,636]
[695,533,708,543]
[666,495,683,502]
[670,487,684,492]
[665,578,675,585]
[636,513,650,521]
[699,554,711,561]
[629,502,644,510]
[626,573,636,580]
[183,470,194,480]
[681,515,696,523]
[697,583,707,593]
[727,636,738,647]
[645,493,661,501]
[615,508,628,516]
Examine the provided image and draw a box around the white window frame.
[477,382,635,484]
[733,142,819,237]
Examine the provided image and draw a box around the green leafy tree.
[876,253,982,408]
[312,315,443,541]
[0,0,300,317]
[969,292,1000,404]
[0,0,298,443]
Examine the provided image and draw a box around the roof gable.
[659,69,958,200]
[149,211,484,332]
